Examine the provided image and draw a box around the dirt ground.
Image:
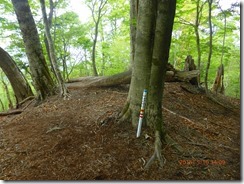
[0,82,240,180]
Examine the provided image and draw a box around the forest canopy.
[0,0,240,111]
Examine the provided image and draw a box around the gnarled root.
[144,131,166,170]
[118,101,131,123]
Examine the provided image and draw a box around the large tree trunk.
[40,0,68,98]
[128,0,155,127]
[0,47,33,104]
[119,0,176,169]
[11,0,55,100]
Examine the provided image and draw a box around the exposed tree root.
[17,96,35,107]
[144,131,166,170]
[117,100,132,124]
[206,92,238,110]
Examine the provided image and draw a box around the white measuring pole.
[136,89,147,138]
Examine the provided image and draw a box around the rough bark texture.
[11,0,55,100]
[0,47,33,103]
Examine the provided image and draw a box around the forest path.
[0,82,240,180]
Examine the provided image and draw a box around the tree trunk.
[2,80,14,109]
[88,0,108,76]
[0,47,34,103]
[120,0,176,169]
[204,0,213,93]
[194,0,205,84]
[43,0,55,75]
[0,99,4,111]
[128,0,155,127]
[11,0,55,100]
[40,0,68,98]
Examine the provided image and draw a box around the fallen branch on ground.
[66,69,200,89]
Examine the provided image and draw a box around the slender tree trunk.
[88,0,108,76]
[0,99,4,111]
[220,11,227,65]
[11,0,55,100]
[43,0,55,76]
[0,47,34,103]
[40,0,68,98]
[91,20,99,76]
[2,80,14,109]
[194,0,204,86]
[204,0,213,93]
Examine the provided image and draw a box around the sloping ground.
[0,82,240,180]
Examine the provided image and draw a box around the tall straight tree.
[11,0,55,100]
[205,0,213,92]
[194,0,206,85]
[86,0,108,76]
[40,0,69,98]
[0,47,33,104]
[120,0,176,168]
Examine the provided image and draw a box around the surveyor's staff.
[136,89,147,138]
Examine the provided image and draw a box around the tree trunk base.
[144,131,166,170]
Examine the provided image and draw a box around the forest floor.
[0,82,240,180]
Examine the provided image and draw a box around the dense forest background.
[0,0,240,111]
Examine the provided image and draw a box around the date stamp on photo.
[178,159,226,166]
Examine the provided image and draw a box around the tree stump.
[184,55,198,85]
[212,64,224,94]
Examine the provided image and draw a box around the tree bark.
[119,0,176,169]
[11,0,56,100]
[204,0,213,93]
[0,47,33,103]
[40,0,68,98]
